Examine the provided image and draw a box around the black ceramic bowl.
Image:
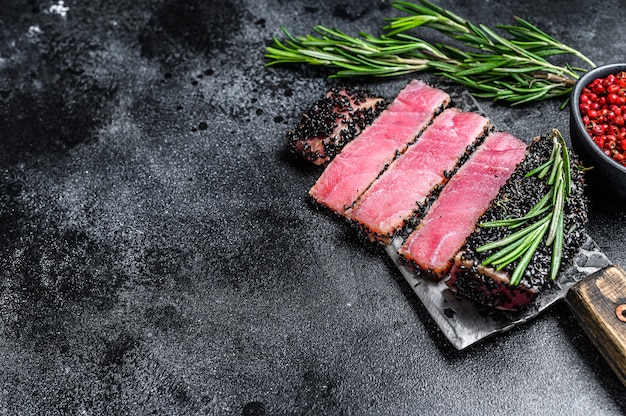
[570,63,626,200]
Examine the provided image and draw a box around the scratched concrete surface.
[0,1,625,414]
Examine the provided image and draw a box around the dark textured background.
[1,0,625,414]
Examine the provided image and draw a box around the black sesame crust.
[286,87,387,165]
[447,133,588,311]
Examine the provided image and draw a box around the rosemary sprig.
[266,27,436,77]
[265,0,595,105]
[477,129,572,286]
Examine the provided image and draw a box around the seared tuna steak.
[287,87,387,165]
[349,108,492,243]
[399,132,527,279]
[446,134,588,311]
[309,80,450,215]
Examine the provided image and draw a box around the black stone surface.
[1,1,625,414]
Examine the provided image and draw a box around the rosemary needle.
[509,223,549,286]
[477,214,551,253]
[480,193,550,228]
[265,0,595,104]
[482,217,551,272]
[550,208,565,281]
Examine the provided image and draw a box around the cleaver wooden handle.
[566,265,626,387]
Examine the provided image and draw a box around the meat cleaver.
[386,230,626,386]
[381,83,626,387]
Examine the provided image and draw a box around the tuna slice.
[445,134,588,311]
[287,87,387,165]
[398,131,527,279]
[349,108,492,242]
[309,80,451,215]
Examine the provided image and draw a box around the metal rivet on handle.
[616,304,626,323]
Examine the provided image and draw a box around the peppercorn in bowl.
[570,63,626,199]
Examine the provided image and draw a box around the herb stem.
[266,1,595,104]
[478,129,572,286]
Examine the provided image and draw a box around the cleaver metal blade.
[386,234,626,386]
[386,234,608,349]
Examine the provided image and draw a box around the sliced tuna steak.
[349,108,492,242]
[399,131,527,279]
[287,87,387,165]
[446,134,588,310]
[309,80,450,215]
